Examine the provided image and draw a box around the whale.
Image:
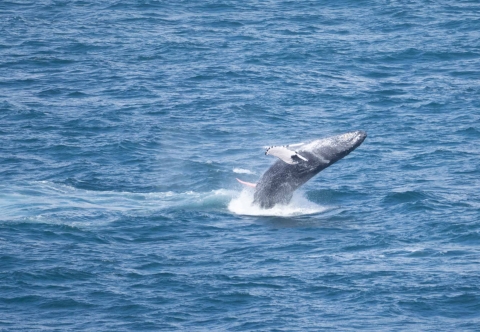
[237,131,367,209]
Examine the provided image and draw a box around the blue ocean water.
[1,0,480,330]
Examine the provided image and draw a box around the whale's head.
[333,130,367,154]
[300,130,367,167]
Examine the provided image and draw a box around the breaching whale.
[237,131,367,209]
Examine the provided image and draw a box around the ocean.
[1,1,479,330]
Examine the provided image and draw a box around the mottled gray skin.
[253,131,367,209]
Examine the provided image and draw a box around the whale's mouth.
[355,130,367,141]
[354,130,368,147]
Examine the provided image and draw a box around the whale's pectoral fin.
[236,178,257,188]
[265,146,308,165]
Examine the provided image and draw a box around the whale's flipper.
[265,146,308,165]
[236,178,257,188]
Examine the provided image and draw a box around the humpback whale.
[237,131,367,209]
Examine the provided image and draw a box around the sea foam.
[228,188,329,217]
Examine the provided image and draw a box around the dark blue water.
[1,1,480,330]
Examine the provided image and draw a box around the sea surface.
[1,1,480,330]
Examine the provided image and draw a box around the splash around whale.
[236,131,367,209]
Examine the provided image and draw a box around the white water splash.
[233,168,256,175]
[0,182,238,226]
[228,188,329,217]
[0,181,329,226]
